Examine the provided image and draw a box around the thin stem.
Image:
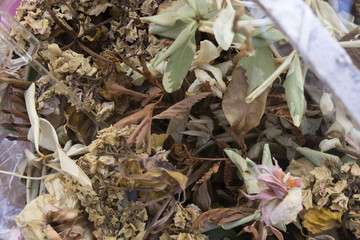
[30,167,41,201]
[0,77,31,87]
[39,165,47,194]
[336,147,360,160]
[26,165,33,203]
[236,18,273,28]
[246,50,296,103]
[270,44,282,59]
[232,0,259,7]
[190,157,229,161]
[199,20,213,27]
[0,169,51,180]
[339,40,360,48]
[193,133,258,156]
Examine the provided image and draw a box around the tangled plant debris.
[2,0,360,239]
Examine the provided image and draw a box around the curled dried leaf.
[153,92,210,120]
[223,67,269,134]
[195,161,220,186]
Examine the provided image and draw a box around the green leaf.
[177,2,196,17]
[162,26,197,92]
[224,148,260,194]
[141,12,180,26]
[187,0,200,16]
[153,21,196,67]
[296,147,340,168]
[196,0,216,18]
[222,212,260,230]
[261,143,273,168]
[273,221,287,232]
[186,0,216,18]
[284,54,305,127]
[252,27,286,47]
[149,18,192,39]
[237,46,275,94]
[233,33,246,44]
[141,3,194,26]
[254,27,286,44]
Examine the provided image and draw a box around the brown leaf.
[191,207,254,231]
[343,27,360,69]
[193,181,211,211]
[164,169,188,190]
[2,109,29,122]
[142,87,163,106]
[222,67,269,134]
[59,226,85,239]
[194,161,221,186]
[127,114,152,151]
[140,55,163,90]
[153,92,210,120]
[142,152,175,171]
[42,204,79,225]
[114,103,155,129]
[270,226,284,240]
[8,92,26,108]
[63,104,97,145]
[240,222,260,240]
[114,103,156,153]
[107,82,147,99]
[44,225,62,240]
[224,160,233,186]
[224,126,247,154]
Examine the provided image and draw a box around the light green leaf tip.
[296,147,340,167]
[222,212,260,230]
[149,18,192,39]
[284,53,305,127]
[141,12,180,27]
[261,143,273,168]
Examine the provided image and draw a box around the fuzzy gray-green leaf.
[153,21,196,67]
[141,12,180,26]
[162,26,197,92]
[237,46,275,93]
[284,53,305,127]
[149,18,192,39]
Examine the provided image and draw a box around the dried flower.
[244,160,303,226]
[302,206,342,234]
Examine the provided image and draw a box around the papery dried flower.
[244,160,303,226]
[302,206,342,234]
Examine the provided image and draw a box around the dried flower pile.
[1,0,360,240]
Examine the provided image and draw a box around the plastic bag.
[0,135,27,240]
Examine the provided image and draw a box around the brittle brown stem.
[336,147,360,160]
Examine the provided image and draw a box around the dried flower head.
[244,160,303,226]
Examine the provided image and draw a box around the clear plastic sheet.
[0,134,27,240]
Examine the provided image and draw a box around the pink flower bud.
[244,160,303,226]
